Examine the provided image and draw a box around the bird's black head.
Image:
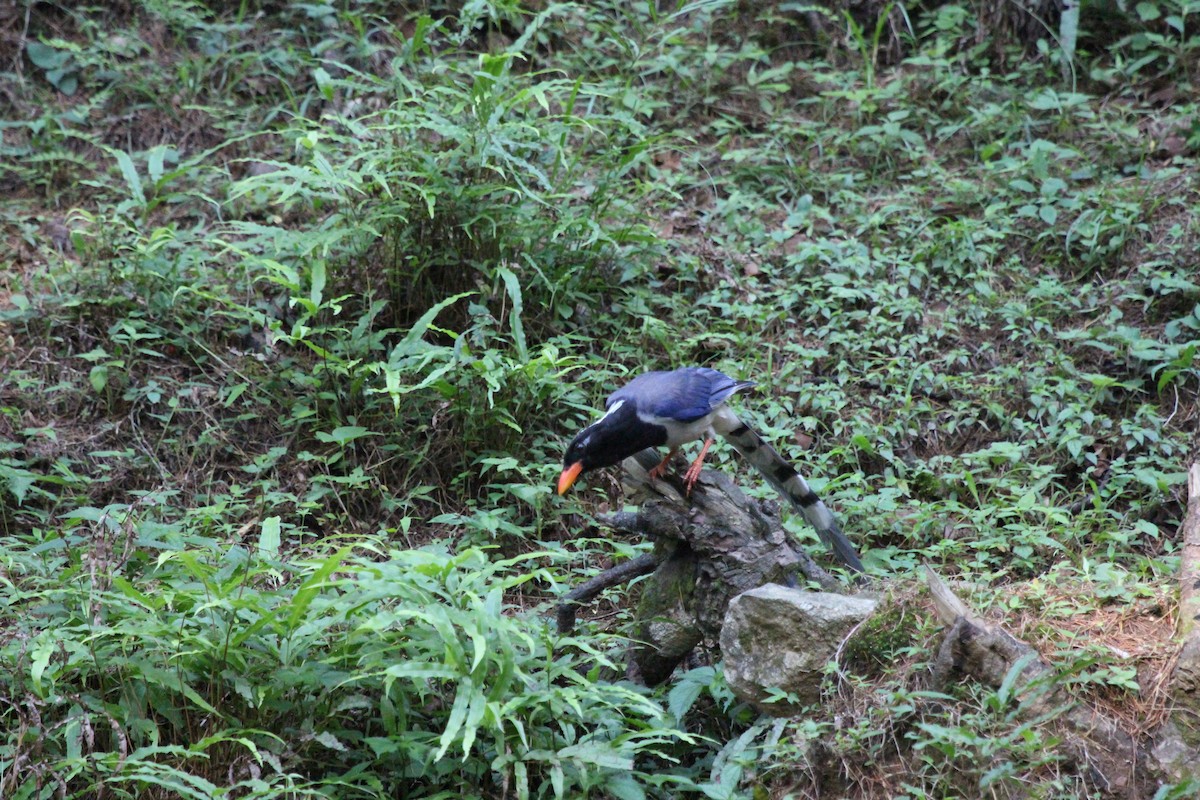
[557,400,667,494]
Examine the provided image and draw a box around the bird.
[557,367,864,572]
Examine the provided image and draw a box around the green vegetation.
[1,0,1197,797]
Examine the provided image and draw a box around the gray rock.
[1154,636,1200,781]
[1152,720,1200,779]
[721,585,878,715]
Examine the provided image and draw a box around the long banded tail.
[715,411,864,572]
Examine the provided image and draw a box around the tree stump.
[557,448,849,686]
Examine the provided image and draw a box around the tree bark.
[1154,462,1200,780]
[1173,463,1200,641]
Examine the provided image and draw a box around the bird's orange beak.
[557,462,583,495]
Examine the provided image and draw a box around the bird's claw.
[647,448,677,482]
[681,438,713,497]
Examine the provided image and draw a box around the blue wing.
[608,367,753,423]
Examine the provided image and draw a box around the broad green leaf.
[310,259,326,307]
[90,364,109,392]
[514,760,529,800]
[391,291,473,361]
[1136,1,1160,21]
[112,576,156,609]
[436,679,475,760]
[497,264,527,359]
[108,146,146,206]
[558,741,634,771]
[0,463,36,505]
[313,731,346,751]
[258,516,281,559]
[287,546,351,629]
[315,425,372,445]
[667,667,712,721]
[64,708,82,761]
[223,383,248,407]
[460,685,488,757]
[147,145,167,184]
[31,643,55,691]
[27,41,69,69]
[605,773,647,800]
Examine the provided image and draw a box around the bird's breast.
[641,411,717,448]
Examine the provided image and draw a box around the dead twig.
[555,552,660,635]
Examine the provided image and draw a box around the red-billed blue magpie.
[558,367,864,572]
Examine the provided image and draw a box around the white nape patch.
[576,399,625,445]
[599,399,626,422]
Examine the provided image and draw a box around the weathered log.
[1154,462,1200,780]
[1172,462,1200,641]
[620,448,841,592]
[925,567,1149,797]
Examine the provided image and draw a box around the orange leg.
[682,438,714,495]
[647,448,678,480]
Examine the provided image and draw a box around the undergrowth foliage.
[219,28,656,506]
[1,0,1198,798]
[2,514,690,798]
